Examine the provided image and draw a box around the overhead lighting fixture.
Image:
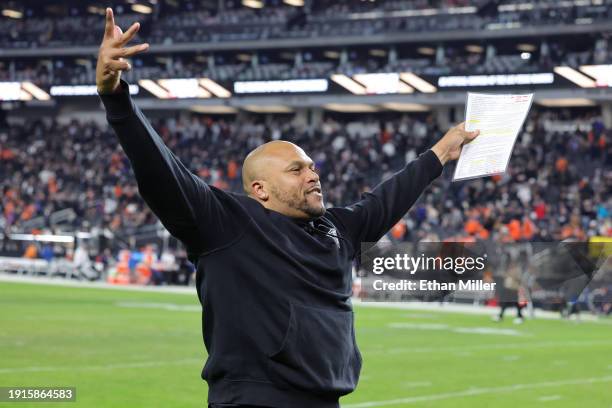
[324,103,379,113]
[369,49,387,57]
[21,82,51,101]
[580,65,612,87]
[237,54,252,62]
[465,45,484,53]
[324,51,340,59]
[131,4,153,14]
[51,84,139,96]
[87,6,105,15]
[283,0,304,6]
[331,74,367,95]
[417,47,436,56]
[9,233,74,243]
[199,78,232,98]
[537,98,596,107]
[234,79,328,94]
[517,43,537,52]
[158,78,211,98]
[138,79,171,99]
[382,102,430,112]
[244,105,294,113]
[400,72,437,93]
[190,105,238,114]
[353,73,413,94]
[439,73,554,87]
[2,9,22,18]
[242,0,264,8]
[0,82,22,101]
[554,66,596,88]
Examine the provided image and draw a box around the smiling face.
[242,141,325,219]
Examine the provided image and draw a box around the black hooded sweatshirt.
[100,80,443,408]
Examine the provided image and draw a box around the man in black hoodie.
[96,9,479,408]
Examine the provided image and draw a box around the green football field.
[1,281,610,408]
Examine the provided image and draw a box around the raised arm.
[328,123,479,252]
[96,9,243,256]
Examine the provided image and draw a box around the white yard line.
[343,376,612,407]
[0,273,195,295]
[0,358,202,374]
[365,339,612,355]
[116,301,201,312]
[538,395,562,402]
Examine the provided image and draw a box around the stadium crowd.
[1,0,610,49]
[1,110,610,246]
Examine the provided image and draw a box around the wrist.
[430,144,449,166]
[97,79,122,95]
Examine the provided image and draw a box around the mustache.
[305,185,322,194]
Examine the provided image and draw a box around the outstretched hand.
[431,122,480,165]
[96,8,149,94]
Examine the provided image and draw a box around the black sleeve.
[99,80,246,256]
[327,149,443,253]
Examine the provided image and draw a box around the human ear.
[252,181,268,201]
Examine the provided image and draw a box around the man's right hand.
[96,8,149,94]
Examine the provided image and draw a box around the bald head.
[241,140,325,219]
[242,140,303,194]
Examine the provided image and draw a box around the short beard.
[270,185,325,218]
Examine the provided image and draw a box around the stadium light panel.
[554,66,597,88]
[283,0,304,6]
[517,43,537,52]
[369,49,387,57]
[438,73,554,87]
[190,105,238,114]
[417,47,436,56]
[138,79,171,99]
[537,98,596,107]
[158,79,211,99]
[242,0,264,9]
[131,4,153,14]
[243,105,294,113]
[353,73,413,94]
[382,103,430,112]
[9,234,74,243]
[2,9,22,18]
[199,79,232,98]
[234,79,328,94]
[50,84,139,96]
[86,6,105,15]
[324,103,379,113]
[330,75,367,95]
[465,45,484,54]
[580,65,612,87]
[21,82,51,101]
[400,73,437,93]
[0,82,25,101]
